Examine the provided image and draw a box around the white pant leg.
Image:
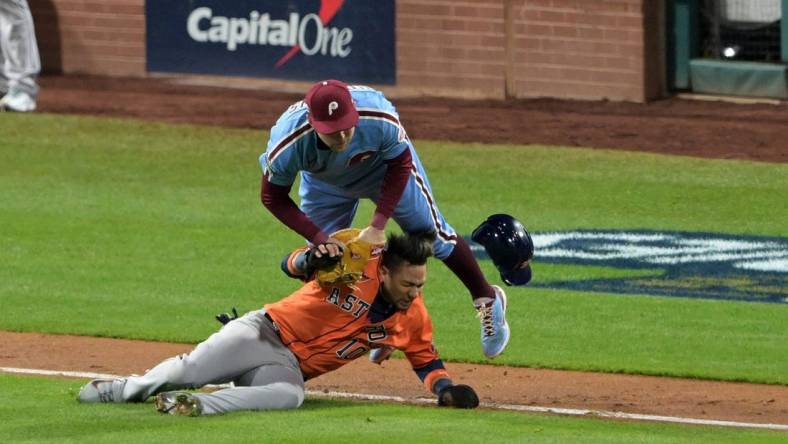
[121,310,303,408]
[193,364,305,415]
[0,18,5,94]
[0,0,40,97]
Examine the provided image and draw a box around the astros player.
[0,0,40,112]
[260,79,510,359]
[77,231,480,415]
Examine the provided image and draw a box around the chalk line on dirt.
[2,366,786,432]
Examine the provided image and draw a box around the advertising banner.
[146,0,395,84]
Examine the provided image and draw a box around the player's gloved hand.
[215,307,239,326]
[437,384,479,409]
[314,229,376,287]
[305,242,344,274]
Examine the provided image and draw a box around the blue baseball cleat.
[475,285,510,358]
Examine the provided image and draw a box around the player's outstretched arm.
[412,357,479,409]
[365,149,412,237]
[280,243,343,281]
[261,176,330,244]
[404,300,479,408]
[433,378,480,409]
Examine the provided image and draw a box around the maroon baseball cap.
[304,79,359,134]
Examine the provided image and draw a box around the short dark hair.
[381,231,436,271]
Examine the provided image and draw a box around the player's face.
[317,127,355,152]
[380,262,427,311]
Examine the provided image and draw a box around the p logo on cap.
[305,80,359,134]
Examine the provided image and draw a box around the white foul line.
[2,366,786,432]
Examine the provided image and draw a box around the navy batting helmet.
[471,214,533,286]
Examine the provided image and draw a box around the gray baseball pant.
[120,309,305,415]
[0,0,40,97]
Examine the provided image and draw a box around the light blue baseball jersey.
[259,85,458,259]
[260,85,411,191]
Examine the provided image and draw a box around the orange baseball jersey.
[264,252,449,392]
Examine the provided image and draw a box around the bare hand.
[358,226,386,245]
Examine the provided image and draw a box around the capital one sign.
[146,0,395,84]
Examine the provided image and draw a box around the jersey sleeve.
[260,140,300,186]
[378,120,410,160]
[377,111,410,161]
[400,299,451,392]
[280,246,311,280]
[358,89,410,161]
[261,176,327,243]
[260,104,311,186]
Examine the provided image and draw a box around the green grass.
[1,113,787,384]
[535,263,663,282]
[1,375,784,443]
[423,141,787,236]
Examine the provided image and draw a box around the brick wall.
[396,0,508,99]
[29,0,664,102]
[506,0,662,101]
[30,0,146,77]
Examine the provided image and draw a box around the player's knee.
[261,382,303,410]
[284,383,305,409]
[167,354,202,386]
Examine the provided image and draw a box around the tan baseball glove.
[316,228,379,287]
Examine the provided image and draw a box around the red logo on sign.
[275,0,345,68]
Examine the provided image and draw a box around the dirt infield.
[2,331,787,425]
[36,75,788,163]
[5,75,787,426]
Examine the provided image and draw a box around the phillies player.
[261,80,509,359]
[77,232,479,415]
